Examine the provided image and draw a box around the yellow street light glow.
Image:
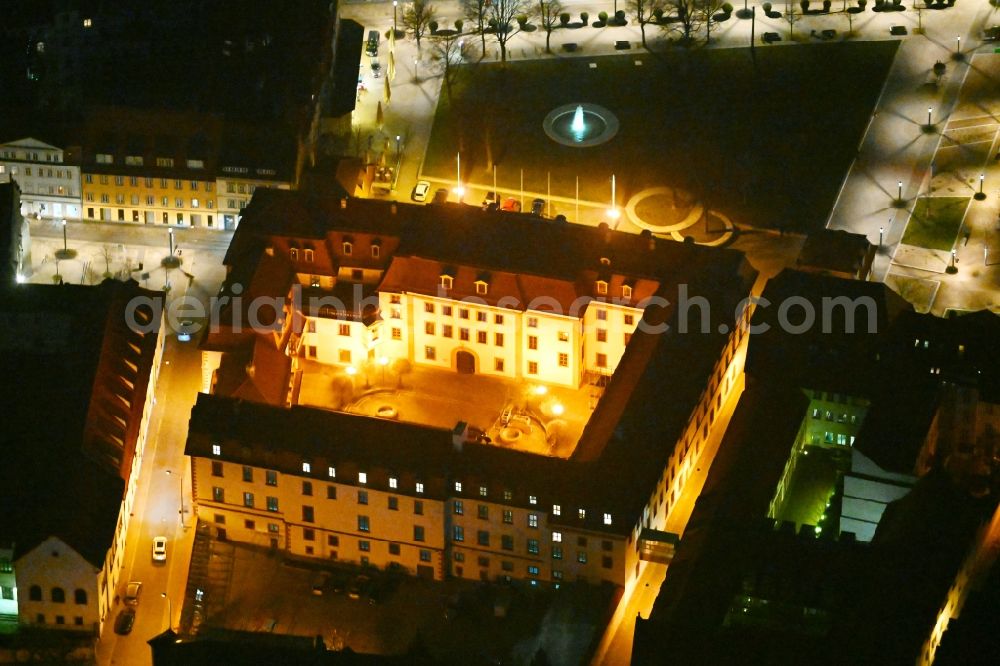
[378,356,389,366]
[345,366,358,376]
[453,186,465,196]
[552,402,565,416]
[607,208,620,219]
[534,385,548,396]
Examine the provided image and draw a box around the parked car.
[481,191,497,209]
[984,26,1000,42]
[330,570,350,594]
[347,574,371,600]
[500,197,521,212]
[124,581,142,607]
[412,180,430,202]
[177,320,195,342]
[371,59,381,78]
[531,198,545,216]
[114,608,136,635]
[432,188,449,205]
[152,536,167,563]
[311,572,329,596]
[366,29,380,57]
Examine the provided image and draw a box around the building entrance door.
[456,351,476,374]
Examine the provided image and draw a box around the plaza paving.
[296,360,595,458]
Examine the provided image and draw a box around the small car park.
[152,536,167,563]
[412,181,430,202]
[124,581,142,606]
[114,608,136,635]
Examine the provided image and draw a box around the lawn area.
[423,42,898,231]
[901,197,969,251]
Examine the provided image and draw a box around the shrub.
[580,11,589,23]
[615,9,625,23]
[873,0,884,8]
[560,12,570,25]
[722,2,734,12]
[653,7,664,21]
[598,10,608,22]
[823,0,831,10]
[429,20,438,33]
[800,0,809,11]
[857,0,866,7]
[516,13,528,26]
[455,18,463,31]
[762,2,772,10]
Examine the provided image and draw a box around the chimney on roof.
[452,421,469,452]
[390,203,397,215]
[340,198,347,209]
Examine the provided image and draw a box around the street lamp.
[608,174,619,222]
[169,228,175,256]
[161,592,174,632]
[879,226,884,250]
[975,173,986,200]
[395,135,402,162]
[454,153,464,198]
[955,35,961,56]
[378,356,389,385]
[897,180,902,201]
[61,218,67,253]
[947,248,958,274]
[393,1,398,38]
[927,107,933,127]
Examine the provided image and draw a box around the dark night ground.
[424,41,899,232]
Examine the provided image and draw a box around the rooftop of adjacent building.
[0,279,163,566]
[795,228,873,277]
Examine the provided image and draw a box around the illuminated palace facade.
[190,192,758,590]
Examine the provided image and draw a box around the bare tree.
[628,0,665,48]
[487,0,533,62]
[661,0,704,43]
[700,0,727,43]
[99,244,114,278]
[462,0,490,57]
[783,1,800,40]
[430,32,473,101]
[403,0,437,51]
[537,0,563,54]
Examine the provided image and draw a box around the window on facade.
[29,586,41,601]
[443,325,453,338]
[358,490,368,505]
[501,535,514,551]
[302,462,311,473]
[358,515,370,532]
[477,530,490,546]
[358,471,367,485]
[211,461,223,477]
[388,496,398,510]
[420,550,432,562]
[425,346,436,360]
[495,358,505,372]
[528,514,538,528]
[477,331,487,344]
[459,308,469,319]
[416,482,424,494]
[326,485,337,500]
[414,525,425,541]
[558,353,569,367]
[302,506,314,523]
[392,327,402,340]
[503,510,513,524]
[301,481,313,496]
[460,328,470,341]
[453,525,464,542]
[596,281,608,295]
[74,589,87,605]
[388,542,400,556]
[359,540,370,552]
[478,504,489,520]
[266,470,278,486]
[212,487,224,502]
[304,249,314,262]
[578,551,588,563]
[625,314,635,326]
[440,275,453,289]
[453,500,464,515]
[243,492,254,508]
[596,354,607,369]
[528,361,538,375]
[51,587,65,603]
[414,500,424,515]
[475,282,488,295]
[342,242,352,255]
[495,333,504,347]
[266,496,279,512]
[212,444,221,456]
[603,513,612,525]
[597,329,607,342]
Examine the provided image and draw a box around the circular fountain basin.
[543,103,619,148]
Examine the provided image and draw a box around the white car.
[124,581,142,606]
[152,536,167,563]
[412,181,431,202]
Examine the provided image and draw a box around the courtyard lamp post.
[879,226,884,250]
[61,219,68,253]
[161,592,173,632]
[395,135,402,162]
[608,174,620,225]
[378,355,389,385]
[454,152,464,199]
[897,180,902,202]
[927,107,932,127]
[947,249,958,274]
[975,174,986,201]
[393,1,398,38]
[955,36,961,57]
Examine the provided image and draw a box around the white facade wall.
[14,537,103,633]
[0,139,82,220]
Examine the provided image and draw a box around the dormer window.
[440,275,453,290]
[342,241,353,255]
[475,281,488,295]
[371,242,381,258]
[289,247,298,261]
[622,284,632,299]
[596,280,608,295]
[304,248,314,262]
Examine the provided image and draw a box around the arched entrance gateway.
[455,350,477,374]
